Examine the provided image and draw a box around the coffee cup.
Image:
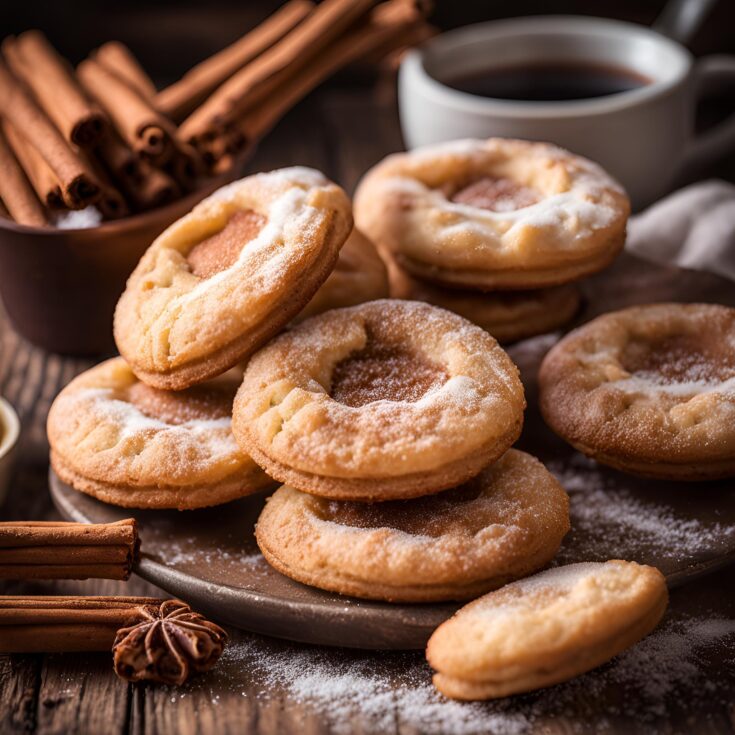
[399,15,735,208]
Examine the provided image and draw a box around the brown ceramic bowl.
[0,177,233,356]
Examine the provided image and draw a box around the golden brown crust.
[539,303,735,479]
[385,250,581,343]
[47,358,273,510]
[255,450,570,602]
[427,560,668,699]
[51,451,272,510]
[354,138,629,290]
[232,300,525,500]
[296,229,389,322]
[240,429,521,502]
[114,167,353,390]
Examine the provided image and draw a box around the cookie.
[296,228,389,322]
[255,449,569,602]
[114,167,352,390]
[233,300,525,501]
[427,560,668,700]
[354,138,629,290]
[47,358,273,509]
[386,252,580,343]
[539,303,735,480]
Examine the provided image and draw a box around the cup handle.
[680,55,735,174]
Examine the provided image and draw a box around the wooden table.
[1,84,735,735]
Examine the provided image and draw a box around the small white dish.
[0,397,20,507]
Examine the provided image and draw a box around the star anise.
[112,599,227,685]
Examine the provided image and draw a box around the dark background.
[3,0,735,181]
[3,0,735,83]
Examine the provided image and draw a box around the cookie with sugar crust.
[114,166,352,390]
[427,560,668,700]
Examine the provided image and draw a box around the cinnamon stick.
[94,127,180,211]
[96,128,143,182]
[124,160,181,211]
[156,0,315,121]
[81,151,130,220]
[0,596,159,652]
[180,0,378,145]
[0,519,139,580]
[231,0,423,149]
[165,138,206,192]
[78,58,174,162]
[93,41,157,100]
[1,119,64,209]
[0,59,100,208]
[3,32,106,147]
[0,126,47,226]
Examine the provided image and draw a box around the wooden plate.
[49,253,735,649]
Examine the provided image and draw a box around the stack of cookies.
[47,158,667,702]
[47,168,388,511]
[354,138,631,343]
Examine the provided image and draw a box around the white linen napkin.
[627,179,735,282]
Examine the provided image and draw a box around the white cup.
[399,15,735,209]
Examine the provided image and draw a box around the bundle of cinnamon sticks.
[0,519,139,580]
[0,0,432,228]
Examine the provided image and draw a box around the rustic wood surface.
[1,84,735,735]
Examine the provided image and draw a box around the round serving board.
[50,253,735,649]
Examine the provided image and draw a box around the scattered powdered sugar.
[159,536,263,568]
[168,610,733,733]
[548,455,735,565]
[208,636,530,735]
[595,616,735,715]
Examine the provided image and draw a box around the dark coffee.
[446,62,650,102]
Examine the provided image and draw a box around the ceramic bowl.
[0,175,235,356]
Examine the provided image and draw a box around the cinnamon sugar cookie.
[427,560,668,700]
[296,229,389,322]
[256,449,569,602]
[114,167,352,390]
[48,358,272,509]
[539,303,735,480]
[387,254,580,343]
[354,138,629,290]
[233,300,525,501]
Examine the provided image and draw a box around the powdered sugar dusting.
[165,609,734,733]
[160,536,263,568]
[614,374,735,397]
[382,137,621,244]
[548,455,735,565]
[182,184,322,303]
[77,386,237,460]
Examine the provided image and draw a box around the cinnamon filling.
[126,382,233,425]
[323,482,484,537]
[450,176,540,212]
[330,344,447,407]
[187,209,266,279]
[621,333,735,386]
